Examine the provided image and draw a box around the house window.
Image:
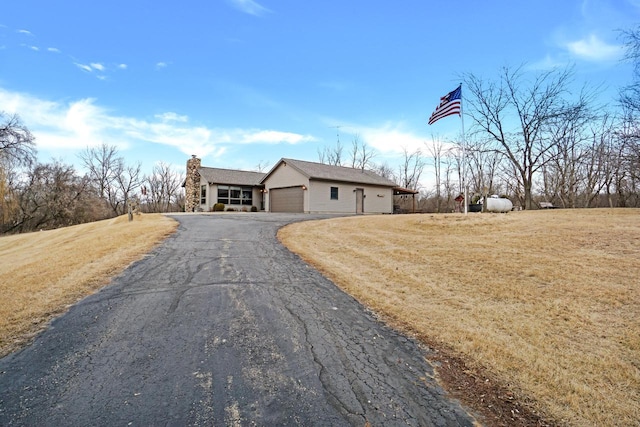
[200,185,207,205]
[218,185,253,205]
[330,186,339,200]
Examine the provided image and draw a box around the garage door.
[270,186,304,212]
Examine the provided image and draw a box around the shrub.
[250,206,258,212]
[213,203,225,212]
[225,207,236,212]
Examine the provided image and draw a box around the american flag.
[428,85,462,125]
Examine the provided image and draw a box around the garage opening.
[270,186,304,212]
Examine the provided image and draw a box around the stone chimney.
[184,155,202,212]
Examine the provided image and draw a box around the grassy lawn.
[0,213,178,357]
[279,209,640,426]
[2,209,638,426]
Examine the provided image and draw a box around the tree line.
[3,28,639,232]
[0,123,184,235]
[318,29,640,212]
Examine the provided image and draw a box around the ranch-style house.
[184,156,412,214]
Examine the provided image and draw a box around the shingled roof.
[262,158,397,187]
[199,167,266,186]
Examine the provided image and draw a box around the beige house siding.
[308,181,348,213]
[263,162,309,212]
[308,181,393,214]
[197,180,264,211]
[364,185,394,213]
[253,188,265,210]
[186,156,397,214]
[262,159,395,214]
[198,177,210,210]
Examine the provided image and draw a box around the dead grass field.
[279,209,640,427]
[0,214,177,357]
[1,210,637,426]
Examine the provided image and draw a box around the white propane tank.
[485,196,513,213]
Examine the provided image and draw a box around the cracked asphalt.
[0,213,476,426]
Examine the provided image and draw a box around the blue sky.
[0,0,637,185]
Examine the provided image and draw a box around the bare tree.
[348,134,376,170]
[539,102,596,208]
[254,160,270,172]
[615,113,640,207]
[398,147,425,191]
[0,112,37,168]
[620,26,640,114]
[426,138,449,212]
[464,66,591,209]
[79,144,119,201]
[619,27,640,206]
[318,140,344,166]
[143,162,184,212]
[5,161,96,233]
[0,113,37,233]
[463,136,503,199]
[79,143,142,216]
[114,159,142,215]
[373,161,397,182]
[580,117,616,208]
[443,160,457,211]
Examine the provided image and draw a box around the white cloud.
[528,54,569,71]
[29,46,39,51]
[0,90,110,150]
[73,62,110,78]
[47,47,61,53]
[534,31,625,71]
[17,29,33,36]
[74,63,93,72]
[239,130,315,144]
[156,62,168,69]
[357,122,427,155]
[227,0,271,16]
[0,88,315,160]
[118,63,127,69]
[565,34,624,62]
[155,112,188,123]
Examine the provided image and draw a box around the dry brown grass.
[279,209,640,426]
[0,214,177,357]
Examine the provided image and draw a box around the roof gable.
[262,158,397,187]
[199,167,265,186]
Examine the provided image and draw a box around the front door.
[355,188,364,214]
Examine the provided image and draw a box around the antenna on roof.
[328,125,342,145]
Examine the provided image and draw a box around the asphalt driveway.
[0,213,475,426]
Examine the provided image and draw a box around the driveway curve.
[0,213,475,426]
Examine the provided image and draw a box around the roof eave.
[310,176,396,187]
[259,158,311,184]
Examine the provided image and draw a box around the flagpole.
[427,84,465,213]
[460,83,467,215]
